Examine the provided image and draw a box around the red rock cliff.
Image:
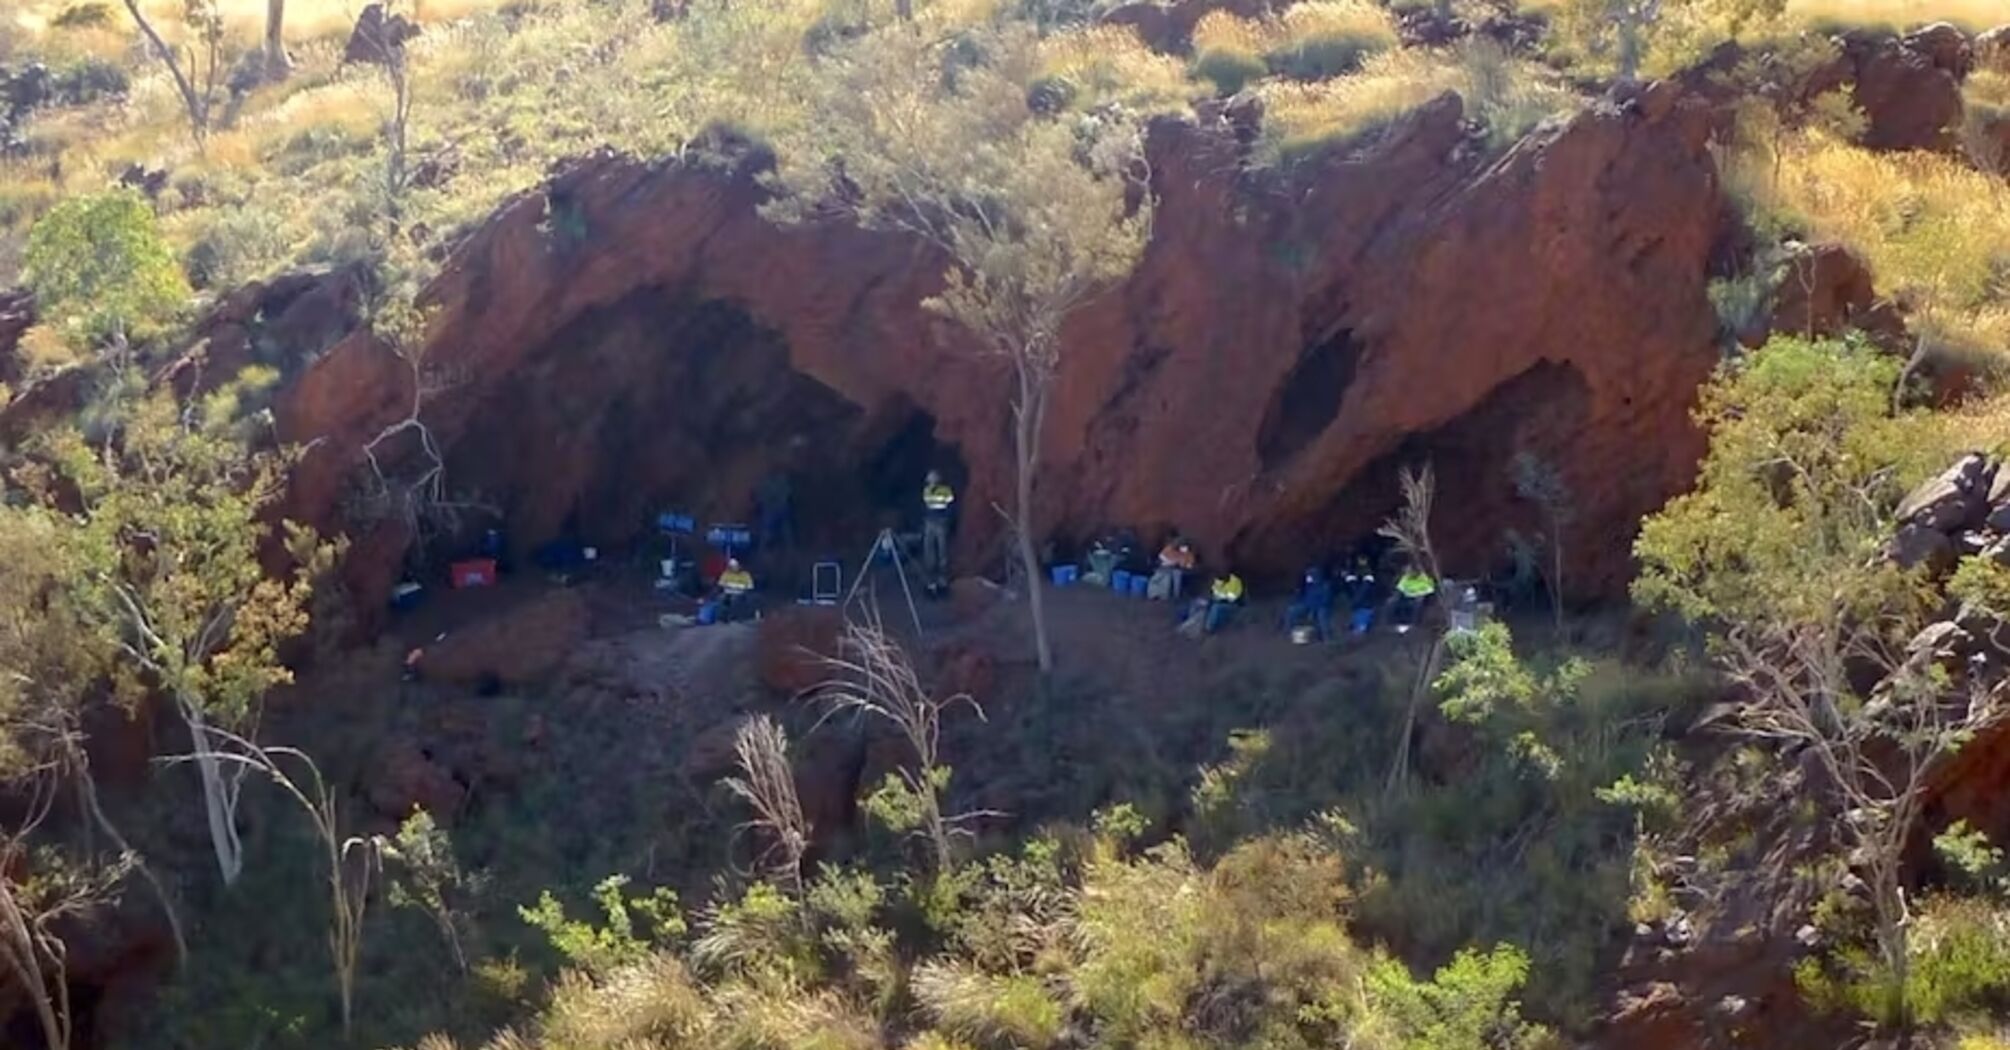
[266,84,1727,611]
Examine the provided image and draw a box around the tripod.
[844,527,925,638]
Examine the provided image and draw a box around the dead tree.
[0,774,130,1050]
[1380,463,1445,796]
[170,730,381,1037]
[722,715,811,901]
[815,612,993,875]
[1722,622,2007,1030]
[121,0,229,147]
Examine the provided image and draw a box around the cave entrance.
[1256,326,1362,470]
[442,288,867,562]
[437,288,976,580]
[1234,360,1591,582]
[851,396,967,532]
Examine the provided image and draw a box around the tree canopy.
[24,191,189,348]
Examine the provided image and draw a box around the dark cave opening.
[1234,360,1592,581]
[1257,326,1363,471]
[434,288,964,573]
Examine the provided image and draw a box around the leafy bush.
[1264,0,1399,80]
[1634,333,1953,627]
[520,875,686,975]
[23,189,189,346]
[1798,895,2010,1030]
[1360,944,1556,1050]
[1193,48,1271,96]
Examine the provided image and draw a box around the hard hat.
[926,469,942,483]
[727,558,741,569]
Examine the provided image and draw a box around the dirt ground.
[273,551,1426,861]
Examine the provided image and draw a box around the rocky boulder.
[756,605,843,696]
[1895,452,1995,531]
[1840,26,1970,153]
[1978,26,2010,72]
[343,2,420,66]
[1762,242,1906,348]
[418,589,590,687]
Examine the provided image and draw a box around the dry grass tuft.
[1191,10,1273,59]
[1038,25,1194,113]
[1255,41,1576,164]
[1728,130,2010,360]
[1784,0,2009,32]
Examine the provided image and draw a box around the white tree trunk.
[263,0,291,81]
[180,699,244,887]
[0,883,66,1050]
[1013,362,1054,674]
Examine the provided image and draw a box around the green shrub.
[520,875,686,975]
[1799,896,2010,1029]
[1192,49,1270,97]
[183,203,291,291]
[23,190,189,347]
[1266,30,1391,79]
[51,2,113,28]
[1361,945,1556,1050]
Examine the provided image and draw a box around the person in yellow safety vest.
[1392,564,1435,634]
[717,558,755,620]
[1205,569,1244,634]
[921,470,956,586]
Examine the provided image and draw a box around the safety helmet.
[926,470,942,484]
[727,558,742,569]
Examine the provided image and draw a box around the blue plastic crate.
[1127,573,1150,598]
[707,524,753,550]
[1050,564,1079,587]
[1111,569,1134,593]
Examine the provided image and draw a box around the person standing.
[921,470,956,588]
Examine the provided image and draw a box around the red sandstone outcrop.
[265,88,1727,619]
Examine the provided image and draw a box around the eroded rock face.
[1683,27,1975,156]
[1839,25,1970,152]
[276,91,1728,617]
[0,288,32,388]
[1762,241,1906,349]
